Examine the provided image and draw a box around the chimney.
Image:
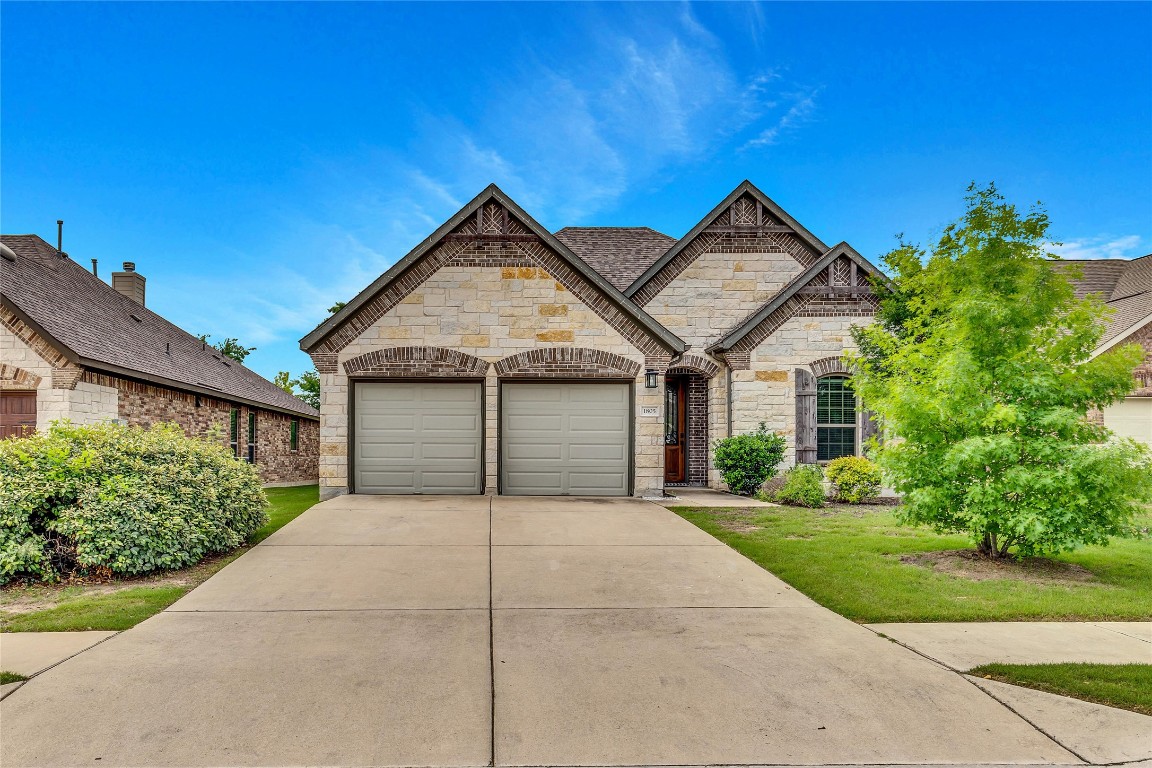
[111,261,146,306]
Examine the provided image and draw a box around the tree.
[290,370,320,410]
[273,371,293,394]
[849,183,1151,559]
[197,334,256,364]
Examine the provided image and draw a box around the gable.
[626,182,828,307]
[302,186,685,367]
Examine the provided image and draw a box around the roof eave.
[301,184,686,355]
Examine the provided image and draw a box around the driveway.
[1,495,1078,766]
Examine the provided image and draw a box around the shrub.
[774,465,826,507]
[712,424,786,496]
[0,421,267,584]
[825,456,883,503]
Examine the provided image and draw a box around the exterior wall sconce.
[645,370,659,389]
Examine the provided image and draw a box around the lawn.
[673,504,1152,623]
[969,663,1152,716]
[0,485,319,633]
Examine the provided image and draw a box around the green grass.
[1,485,319,633]
[969,663,1152,716]
[673,505,1152,623]
[1,671,28,684]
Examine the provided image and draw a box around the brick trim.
[668,353,721,379]
[314,203,671,358]
[495,348,642,378]
[310,352,339,375]
[0,364,42,389]
[810,356,851,378]
[631,193,821,307]
[1,305,81,388]
[343,347,490,378]
[51,367,83,390]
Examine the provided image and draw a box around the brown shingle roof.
[1,234,318,418]
[1064,255,1152,350]
[553,227,675,291]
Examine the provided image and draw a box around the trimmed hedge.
[0,421,267,584]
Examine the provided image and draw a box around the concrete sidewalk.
[868,621,1152,669]
[0,494,1136,766]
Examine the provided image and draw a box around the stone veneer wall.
[1127,322,1152,396]
[738,315,870,466]
[321,262,667,499]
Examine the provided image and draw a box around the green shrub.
[712,424,786,496]
[0,421,267,584]
[825,456,883,503]
[775,465,826,507]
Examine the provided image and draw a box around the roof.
[553,227,675,291]
[0,235,318,419]
[301,184,685,355]
[1064,255,1152,350]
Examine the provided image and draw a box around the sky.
[3,2,1150,381]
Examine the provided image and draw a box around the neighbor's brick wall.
[325,262,665,498]
[83,371,319,485]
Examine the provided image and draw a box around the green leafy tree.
[273,371,293,394]
[197,334,256,364]
[849,183,1150,559]
[290,370,320,410]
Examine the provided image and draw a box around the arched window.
[816,376,857,461]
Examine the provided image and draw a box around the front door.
[663,378,686,483]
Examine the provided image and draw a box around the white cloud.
[1049,234,1144,260]
[743,91,818,149]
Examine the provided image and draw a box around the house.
[0,234,319,486]
[1067,254,1152,444]
[301,181,884,499]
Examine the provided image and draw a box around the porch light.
[645,370,659,389]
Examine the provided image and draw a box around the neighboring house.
[1,234,319,486]
[301,181,884,499]
[1067,254,1152,444]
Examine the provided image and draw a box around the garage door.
[1,391,37,439]
[353,381,483,494]
[1103,397,1152,445]
[501,382,630,496]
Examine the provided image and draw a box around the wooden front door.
[663,378,687,483]
[0,392,37,439]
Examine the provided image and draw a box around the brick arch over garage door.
[494,348,642,378]
[343,347,490,378]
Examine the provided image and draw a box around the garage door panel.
[1103,398,1152,444]
[501,382,630,496]
[354,382,483,494]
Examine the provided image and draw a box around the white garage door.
[353,381,483,494]
[1103,397,1152,445]
[500,382,630,496]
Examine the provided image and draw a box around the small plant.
[825,456,883,503]
[712,424,786,496]
[775,465,826,507]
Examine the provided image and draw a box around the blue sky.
[3,2,1150,380]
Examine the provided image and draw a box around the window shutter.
[860,408,881,453]
[795,368,817,464]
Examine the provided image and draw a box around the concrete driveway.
[1,495,1080,766]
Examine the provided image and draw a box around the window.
[290,418,299,452]
[816,376,856,461]
[247,411,257,464]
[229,409,239,457]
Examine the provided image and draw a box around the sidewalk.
[866,621,1152,669]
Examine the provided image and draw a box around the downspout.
[726,361,733,438]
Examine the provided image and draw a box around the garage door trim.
[348,377,487,495]
[497,378,634,496]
